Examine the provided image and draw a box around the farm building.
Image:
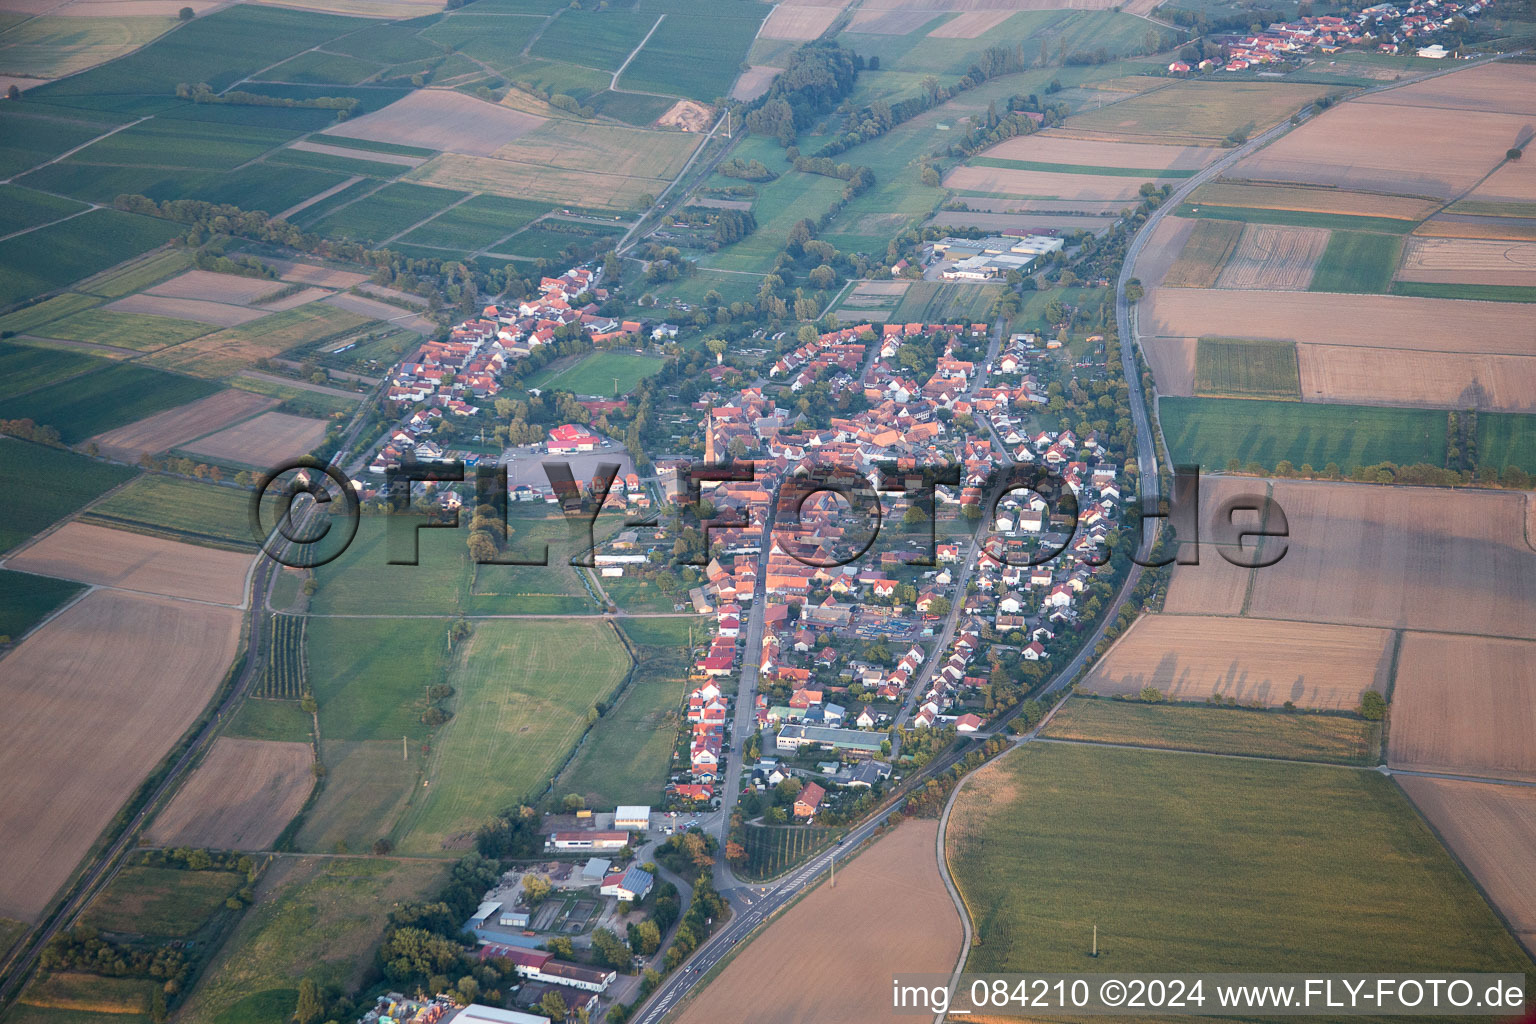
[600,865,655,901]
[497,908,530,929]
[613,805,652,830]
[468,900,503,930]
[582,857,612,882]
[474,949,615,993]
[546,830,629,851]
[450,1005,549,1024]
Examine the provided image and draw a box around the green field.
[737,822,841,880]
[308,615,452,743]
[1160,397,1447,473]
[0,209,182,309]
[971,157,1196,179]
[560,632,691,808]
[83,475,263,549]
[525,349,665,397]
[0,186,88,237]
[224,698,313,744]
[256,49,384,86]
[67,119,299,172]
[309,181,470,245]
[257,615,308,700]
[949,743,1533,984]
[619,9,765,101]
[398,194,552,253]
[78,250,194,300]
[1477,412,1536,474]
[1041,699,1380,765]
[1193,337,1300,400]
[0,362,219,443]
[183,163,352,218]
[1177,202,1420,234]
[295,739,420,854]
[0,340,107,401]
[81,867,242,938]
[395,618,630,853]
[176,857,448,1024]
[0,440,136,553]
[530,7,657,74]
[1389,281,1536,302]
[1309,230,1403,293]
[889,280,1002,324]
[496,221,627,261]
[0,110,120,180]
[0,569,83,642]
[32,307,216,351]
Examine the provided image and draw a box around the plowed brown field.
[148,737,314,849]
[1189,182,1439,220]
[1080,614,1391,709]
[987,134,1217,170]
[1297,345,1536,411]
[1162,476,1274,615]
[943,165,1148,201]
[1388,633,1536,781]
[324,89,545,156]
[0,590,240,922]
[88,388,275,460]
[1356,62,1536,116]
[7,522,252,605]
[181,410,328,467]
[1398,776,1536,955]
[672,822,961,1024]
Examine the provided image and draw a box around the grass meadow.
[0,440,136,553]
[1309,230,1403,293]
[1160,396,1446,472]
[84,475,264,550]
[1041,699,1380,765]
[0,363,219,443]
[1193,337,1300,400]
[949,743,1534,984]
[1476,412,1536,474]
[81,867,242,938]
[1389,281,1536,302]
[0,209,181,308]
[525,349,665,397]
[0,340,106,401]
[308,182,469,245]
[224,698,313,744]
[1176,201,1420,234]
[307,615,453,743]
[394,618,630,853]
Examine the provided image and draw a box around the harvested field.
[1230,103,1526,200]
[986,133,1216,171]
[1388,633,1536,781]
[845,8,937,33]
[1215,224,1329,290]
[1396,237,1536,286]
[182,410,329,467]
[1080,614,1391,709]
[0,589,240,922]
[492,119,697,181]
[1242,480,1536,639]
[928,10,1012,35]
[6,521,252,605]
[730,65,778,102]
[1161,218,1239,288]
[927,210,1120,234]
[1398,776,1536,955]
[760,3,841,39]
[1161,476,1269,615]
[87,388,275,460]
[145,269,288,305]
[1355,61,1536,117]
[322,292,432,333]
[1459,157,1536,206]
[410,148,683,209]
[1415,212,1536,242]
[264,258,370,289]
[1143,288,1536,355]
[105,293,262,327]
[259,286,333,312]
[943,165,1149,201]
[1190,181,1439,220]
[1297,345,1536,412]
[325,89,544,156]
[147,737,314,849]
[1064,81,1338,144]
[672,822,960,1024]
[1134,214,1198,291]
[1141,336,1196,396]
[145,302,373,378]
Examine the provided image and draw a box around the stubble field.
[1188,181,1440,221]
[1398,776,1536,956]
[6,521,252,605]
[1160,218,1239,288]
[147,737,315,850]
[87,388,276,461]
[323,88,545,155]
[944,164,1150,201]
[0,589,240,922]
[180,410,328,466]
[1214,223,1329,290]
[984,133,1217,171]
[1396,236,1536,286]
[673,822,961,1024]
[1079,614,1391,709]
[1297,345,1536,411]
[1387,632,1536,781]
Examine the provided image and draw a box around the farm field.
[0,338,106,399]
[673,822,960,1024]
[1215,224,1329,290]
[946,743,1533,984]
[1387,632,1536,781]
[87,388,275,461]
[984,133,1216,172]
[0,568,83,642]
[1395,236,1536,286]
[0,362,219,443]
[0,589,240,922]
[1078,614,1391,710]
[1308,230,1402,293]
[1296,345,1536,412]
[397,194,551,252]
[1390,281,1536,302]
[176,856,448,1024]
[1040,698,1380,765]
[294,739,420,854]
[0,14,175,80]
[14,972,159,1022]
[1479,412,1536,472]
[1398,776,1536,956]
[943,164,1150,201]
[0,186,87,237]
[256,614,307,699]
[889,279,1001,323]
[308,615,451,745]
[308,181,468,245]
[147,737,314,850]
[1062,80,1337,143]
[1160,396,1446,473]
[323,88,544,155]
[1240,480,1536,639]
[619,10,765,102]
[81,867,243,938]
[83,474,264,549]
[145,302,373,378]
[524,349,665,397]
[1187,180,1439,221]
[0,439,136,553]
[1160,218,1239,288]
[225,697,313,744]
[7,522,252,605]
[394,618,630,854]
[1353,59,1536,115]
[32,304,224,347]
[1193,337,1299,399]
[182,410,329,467]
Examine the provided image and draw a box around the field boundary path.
[612,15,668,94]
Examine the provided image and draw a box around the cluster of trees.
[901,736,1013,816]
[743,41,861,146]
[136,847,257,875]
[1223,456,1536,491]
[421,681,457,728]
[718,158,777,181]
[41,929,190,987]
[0,418,62,446]
[175,83,360,117]
[656,829,717,881]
